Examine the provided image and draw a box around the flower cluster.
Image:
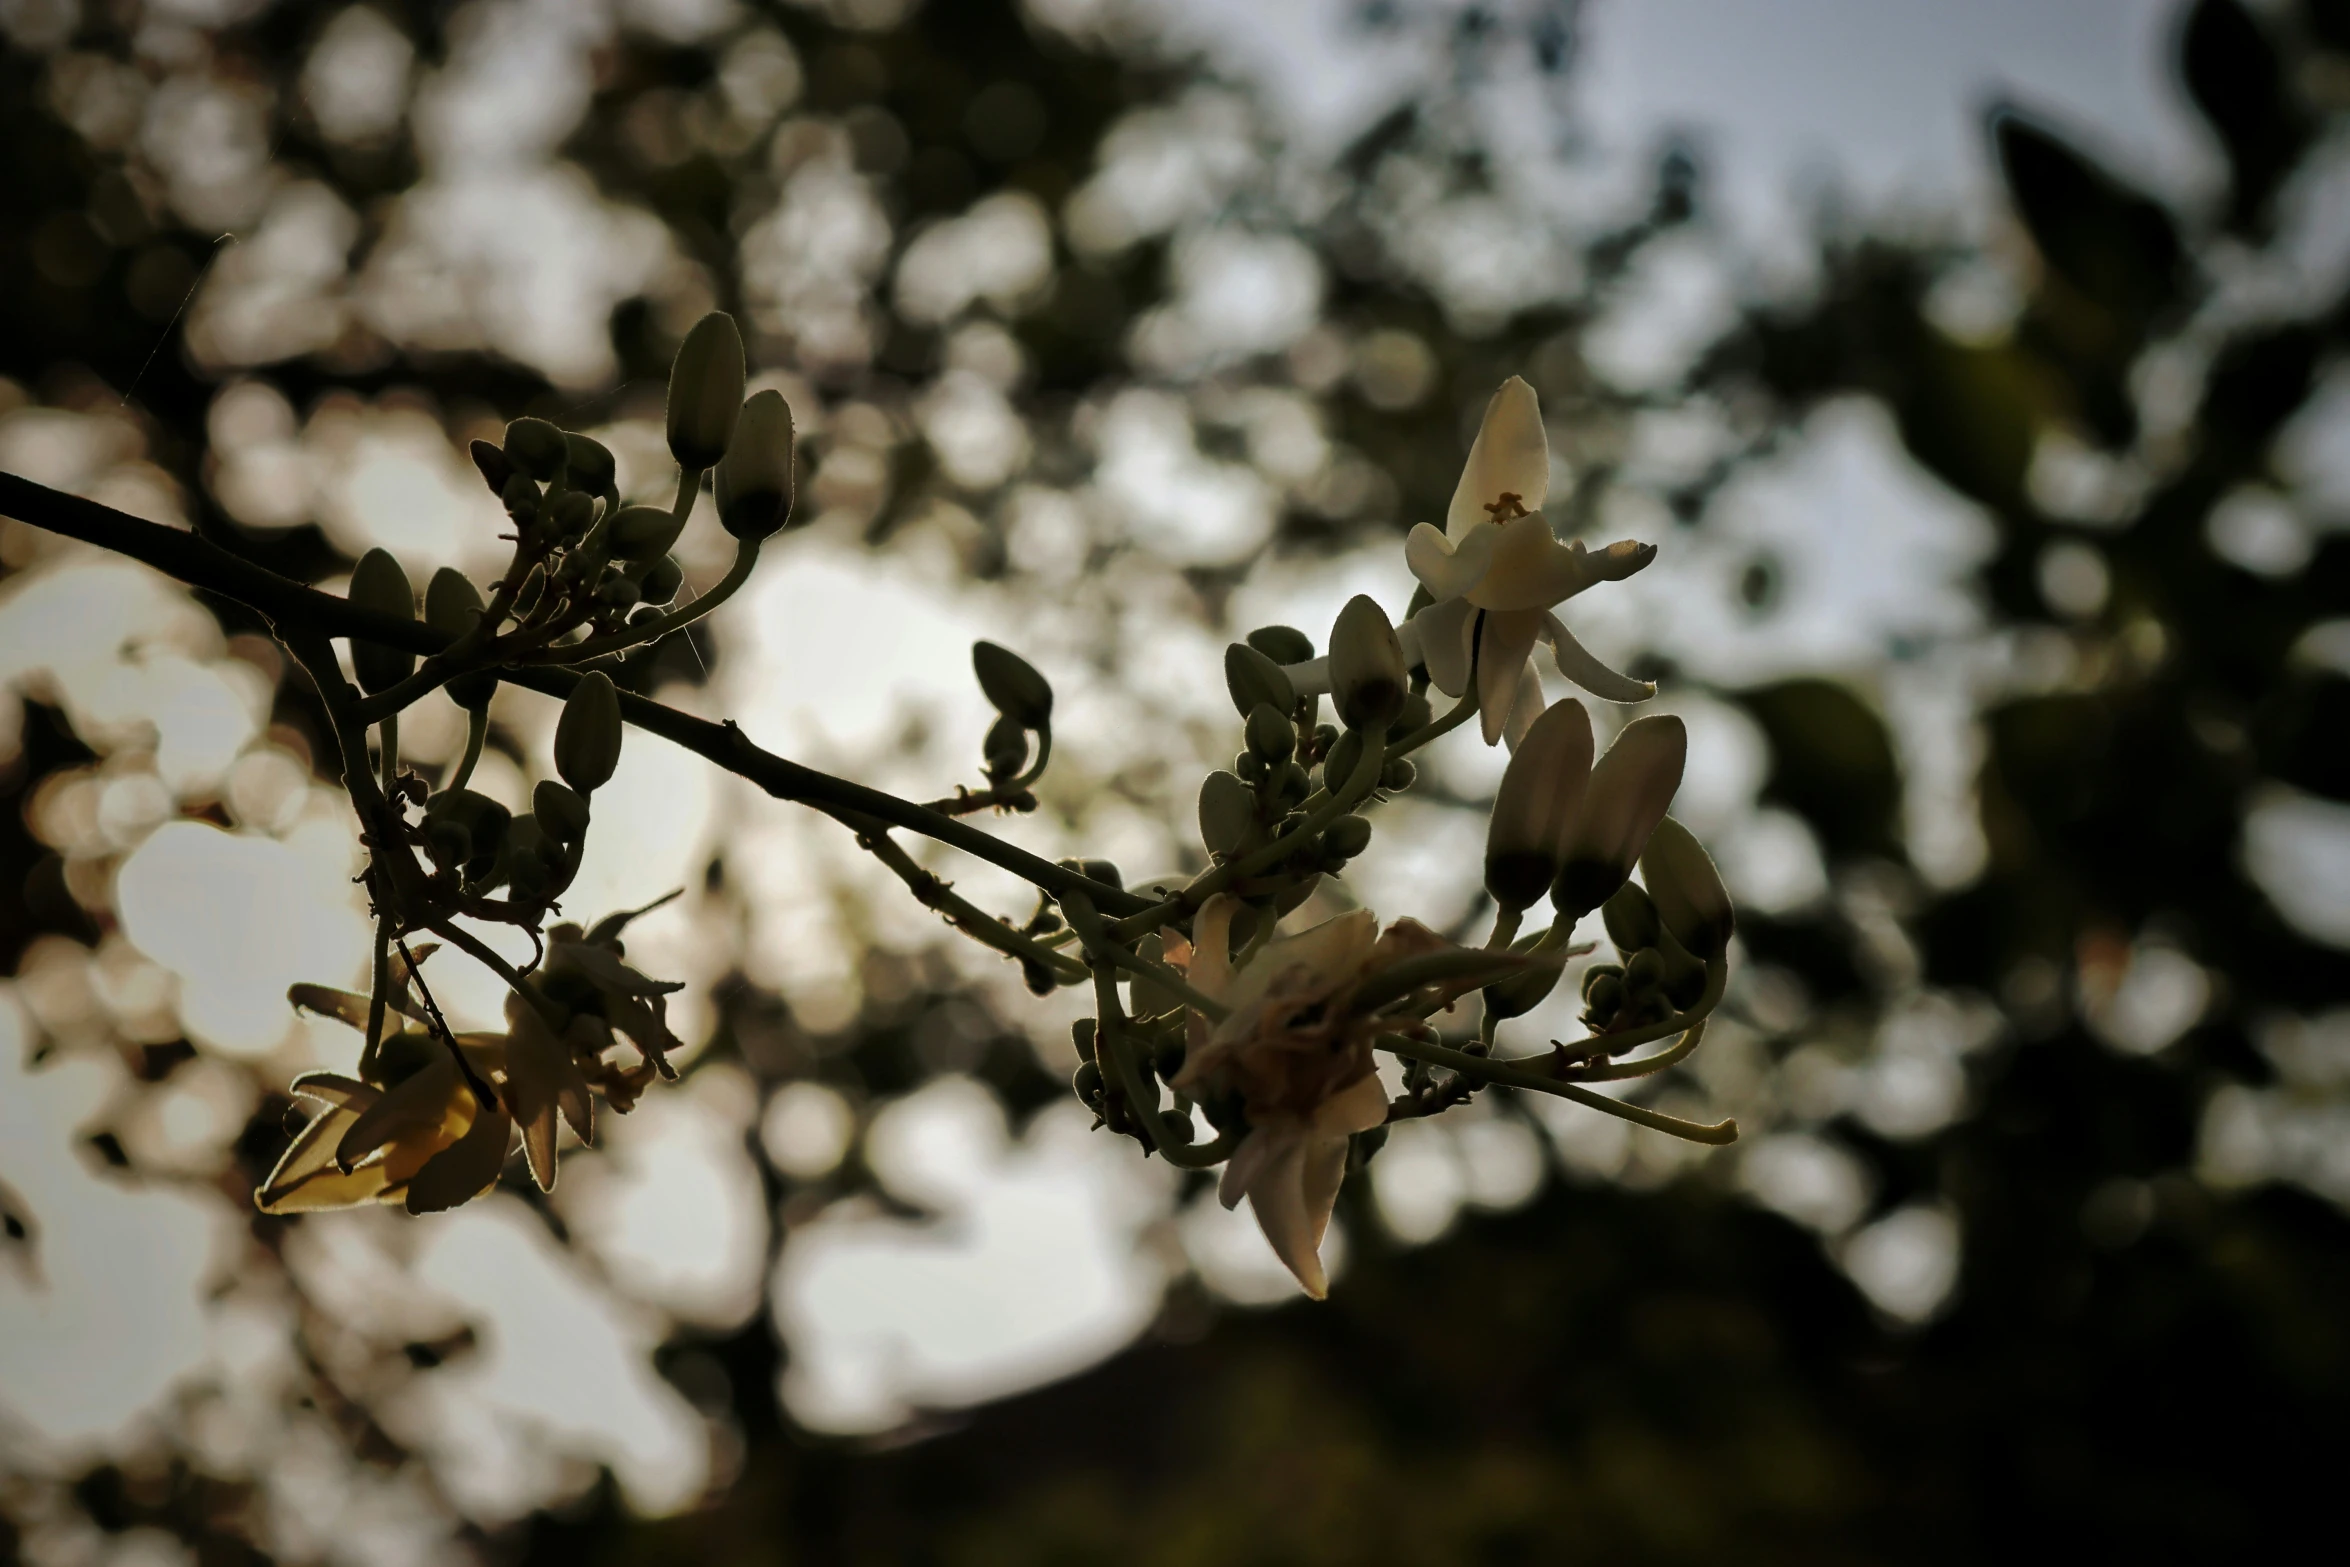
[263,324,1736,1304]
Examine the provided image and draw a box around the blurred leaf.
[2181,0,2309,233]
[1737,680,1900,860]
[1992,107,2187,348]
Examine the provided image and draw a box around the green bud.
[563,432,616,498]
[347,549,416,695]
[424,567,485,638]
[552,490,596,540]
[1658,929,1710,1009]
[1623,947,1666,995]
[1275,760,1311,807]
[1245,703,1295,763]
[972,640,1054,729]
[1330,595,1406,732]
[1482,957,1564,1020]
[534,779,591,846]
[1639,815,1735,961]
[1235,750,1266,784]
[1322,815,1372,859]
[637,555,684,606]
[424,788,510,880]
[1324,728,1365,792]
[1398,691,1434,734]
[500,472,540,518]
[1246,624,1314,665]
[1078,859,1123,889]
[597,574,641,609]
[608,505,687,563]
[1488,700,1594,911]
[1602,881,1662,955]
[1071,1017,1097,1062]
[502,815,565,902]
[469,439,515,497]
[1580,963,1624,1000]
[1380,758,1417,792]
[1224,643,1295,720]
[983,714,1029,778]
[503,417,570,481]
[1553,715,1686,918]
[714,389,796,540]
[1072,1059,1104,1107]
[1583,972,1625,1022]
[555,671,623,794]
[667,312,747,471]
[426,568,498,710]
[423,817,472,875]
[1198,770,1254,857]
[1157,1109,1196,1144]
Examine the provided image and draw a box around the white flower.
[1172,896,1451,1298]
[1401,377,1657,745]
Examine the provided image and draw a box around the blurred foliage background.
[4,0,2350,1562]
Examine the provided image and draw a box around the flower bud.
[503,417,570,481]
[347,549,416,695]
[424,788,510,880]
[1072,1059,1104,1107]
[1071,1017,1097,1062]
[469,439,514,496]
[555,671,623,794]
[1482,956,1563,1020]
[1602,880,1661,954]
[1398,691,1434,734]
[534,779,591,847]
[1198,770,1253,857]
[1224,643,1295,720]
[500,472,540,518]
[1323,728,1365,791]
[983,714,1029,778]
[1322,814,1372,859]
[1484,699,1593,911]
[1640,815,1734,961]
[636,554,684,606]
[1379,757,1417,792]
[563,432,616,498]
[666,312,747,471]
[424,567,485,638]
[1330,595,1406,732]
[1274,760,1311,807]
[1246,624,1314,665]
[1245,703,1295,763]
[1580,962,1623,1000]
[552,490,595,540]
[1076,858,1123,888]
[972,640,1053,729]
[714,389,796,540]
[1552,714,1685,917]
[502,815,565,902]
[1623,947,1665,996]
[608,505,686,563]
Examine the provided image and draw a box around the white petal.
[1243,1137,1327,1299]
[1476,610,1542,746]
[1222,909,1378,1019]
[1465,513,1589,612]
[1406,520,1499,601]
[1446,377,1550,540]
[1283,655,1332,696]
[1189,894,1241,1005]
[1503,662,1547,751]
[1218,1122,1290,1210]
[1544,612,1655,703]
[1412,598,1476,696]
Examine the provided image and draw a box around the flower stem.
[1374,1032,1738,1145]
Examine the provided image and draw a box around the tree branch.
[0,472,1149,916]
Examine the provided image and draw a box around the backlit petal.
[1465,513,1589,612]
[1476,609,1542,745]
[1407,520,1498,600]
[1446,377,1550,540]
[1412,598,1476,697]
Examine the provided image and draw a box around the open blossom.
[1402,377,1658,745]
[256,1054,508,1216]
[1172,895,1452,1298]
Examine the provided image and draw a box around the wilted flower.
[1401,377,1658,744]
[256,1055,509,1216]
[1172,896,1455,1298]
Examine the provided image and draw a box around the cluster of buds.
[256,312,804,1214]
[267,348,1738,1305]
